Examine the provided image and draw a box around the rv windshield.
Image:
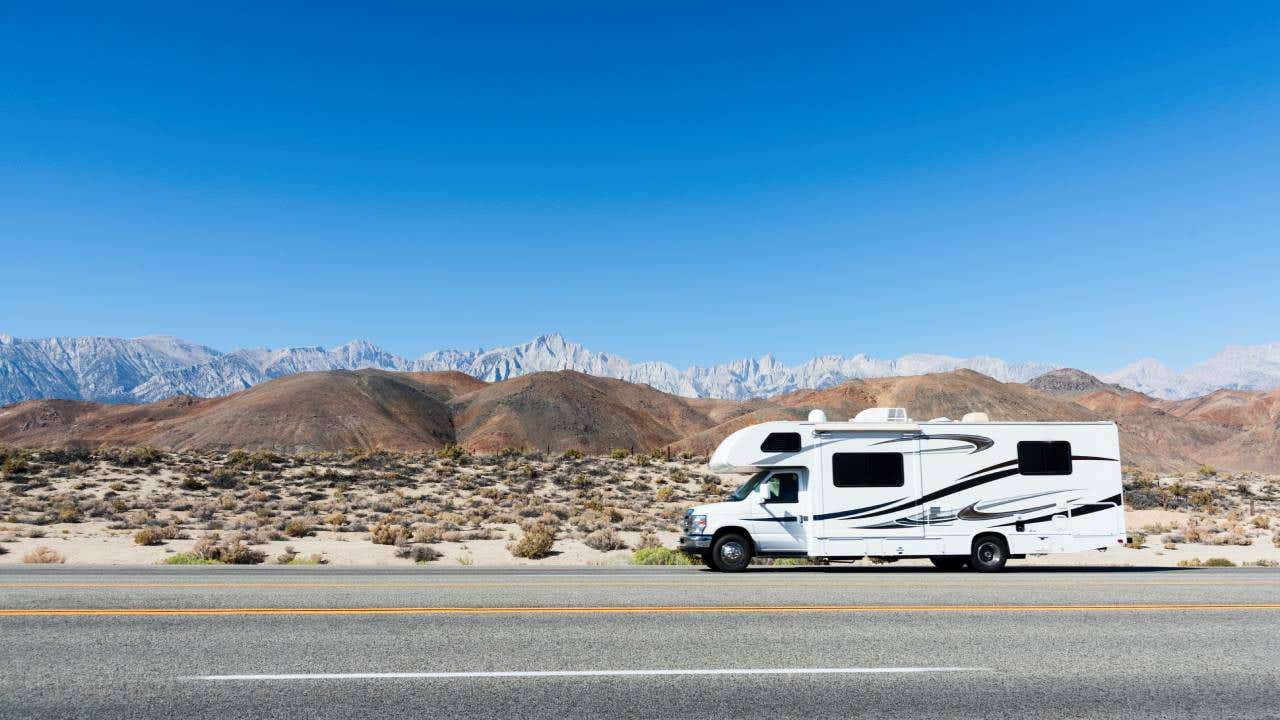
[728,470,770,502]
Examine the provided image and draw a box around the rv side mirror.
[756,478,779,503]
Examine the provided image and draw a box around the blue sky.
[2,2,1278,371]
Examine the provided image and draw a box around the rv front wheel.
[969,535,1008,572]
[710,533,752,573]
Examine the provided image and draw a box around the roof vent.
[807,409,828,423]
[853,407,911,423]
[961,412,989,423]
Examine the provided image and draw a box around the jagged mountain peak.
[4,332,1280,405]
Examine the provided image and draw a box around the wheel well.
[712,526,754,554]
[971,532,1008,553]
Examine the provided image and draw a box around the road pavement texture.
[2,566,1278,719]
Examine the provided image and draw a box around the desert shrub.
[631,547,693,565]
[610,448,630,460]
[1197,465,1217,478]
[509,523,556,559]
[53,503,82,523]
[133,528,164,546]
[23,546,66,564]
[1125,532,1145,549]
[192,533,265,564]
[283,519,313,538]
[1181,519,1207,544]
[1177,557,1236,567]
[654,486,675,503]
[1252,515,1271,529]
[1188,490,1214,510]
[437,444,470,462]
[413,525,443,543]
[273,545,324,564]
[229,450,282,471]
[162,552,218,565]
[368,521,409,545]
[583,527,628,552]
[180,476,206,491]
[770,557,819,566]
[395,544,442,563]
[40,445,93,465]
[562,449,584,460]
[207,467,240,489]
[1273,529,1280,548]
[111,446,161,467]
[636,531,663,549]
[2,454,30,477]
[1210,530,1252,546]
[324,512,346,530]
[1247,559,1279,567]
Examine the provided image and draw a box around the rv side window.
[760,432,801,453]
[1017,441,1072,475]
[831,453,904,488]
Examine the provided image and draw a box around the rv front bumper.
[678,534,712,553]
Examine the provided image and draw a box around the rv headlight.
[689,514,707,534]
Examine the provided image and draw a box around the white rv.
[679,408,1126,572]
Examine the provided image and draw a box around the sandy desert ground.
[1,446,1277,567]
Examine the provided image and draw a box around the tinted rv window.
[760,432,801,453]
[1017,441,1072,475]
[831,453,904,488]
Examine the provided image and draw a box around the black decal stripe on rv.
[815,457,1120,524]
[742,517,798,523]
[812,497,908,522]
[994,494,1123,527]
[846,468,1023,521]
[958,459,1019,480]
[872,434,994,454]
[956,501,1056,521]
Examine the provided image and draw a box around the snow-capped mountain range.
[1,332,1277,405]
[1100,342,1280,400]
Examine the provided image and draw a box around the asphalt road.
[2,566,1278,719]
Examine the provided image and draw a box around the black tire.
[929,556,969,571]
[700,552,715,569]
[709,533,752,573]
[969,535,1008,572]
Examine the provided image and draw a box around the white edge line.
[186,667,988,681]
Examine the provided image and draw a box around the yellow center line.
[3,603,1279,617]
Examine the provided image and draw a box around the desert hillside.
[2,367,1278,473]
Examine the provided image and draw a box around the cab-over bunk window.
[831,452,904,487]
[760,432,801,453]
[1017,441,1072,475]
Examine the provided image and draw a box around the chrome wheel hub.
[720,542,745,563]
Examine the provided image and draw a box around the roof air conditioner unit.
[853,407,910,423]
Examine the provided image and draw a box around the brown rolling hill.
[1,367,1277,473]
[447,371,752,453]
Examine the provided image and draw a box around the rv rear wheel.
[929,556,968,571]
[710,533,752,573]
[969,536,1008,572]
